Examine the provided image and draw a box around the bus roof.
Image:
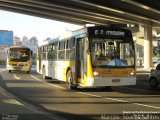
[39,27,88,46]
[9,46,30,49]
[38,26,132,46]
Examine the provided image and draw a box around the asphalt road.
[0,66,160,120]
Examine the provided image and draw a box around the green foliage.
[153,46,160,57]
[0,60,6,65]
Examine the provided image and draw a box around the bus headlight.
[128,72,135,77]
[93,71,100,77]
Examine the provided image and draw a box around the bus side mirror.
[7,51,9,57]
[85,38,89,53]
[85,49,89,53]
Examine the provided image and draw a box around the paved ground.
[0,66,160,120]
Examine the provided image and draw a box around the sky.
[0,10,82,41]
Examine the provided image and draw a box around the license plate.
[112,79,120,83]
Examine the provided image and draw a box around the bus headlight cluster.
[128,72,135,77]
[93,71,100,77]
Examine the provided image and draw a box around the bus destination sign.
[94,30,125,36]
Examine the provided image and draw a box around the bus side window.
[54,43,58,60]
[66,40,70,60]
[47,45,53,60]
[69,37,75,48]
[58,41,65,60]
[69,38,75,60]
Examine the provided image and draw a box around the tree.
[30,36,38,44]
[21,36,28,45]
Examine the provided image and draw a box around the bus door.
[75,38,85,82]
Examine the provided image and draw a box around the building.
[13,36,21,46]
[21,36,38,54]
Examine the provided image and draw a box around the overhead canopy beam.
[70,0,160,26]
[0,1,107,25]
[0,0,159,26]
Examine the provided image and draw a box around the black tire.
[104,86,112,90]
[67,70,76,90]
[149,77,158,88]
[42,67,47,80]
[27,71,30,74]
[9,70,11,73]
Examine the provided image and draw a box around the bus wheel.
[103,86,112,91]
[27,71,30,74]
[149,77,158,88]
[9,70,11,73]
[42,67,46,80]
[67,70,76,90]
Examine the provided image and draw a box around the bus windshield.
[91,38,135,67]
[9,48,30,62]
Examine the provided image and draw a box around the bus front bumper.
[7,64,31,71]
[85,76,136,87]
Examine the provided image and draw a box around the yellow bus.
[7,46,32,73]
[37,26,136,89]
